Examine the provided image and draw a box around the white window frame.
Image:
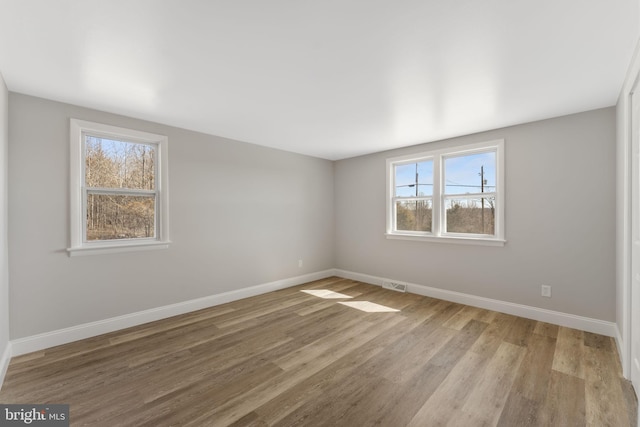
[386,139,505,246]
[388,155,435,235]
[68,119,170,256]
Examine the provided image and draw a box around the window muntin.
[69,119,169,255]
[386,140,504,245]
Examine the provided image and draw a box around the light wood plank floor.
[0,277,637,426]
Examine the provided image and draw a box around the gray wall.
[5,93,617,340]
[0,74,8,359]
[8,93,335,339]
[335,108,616,321]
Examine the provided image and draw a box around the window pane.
[395,160,433,197]
[445,198,495,235]
[86,194,155,241]
[444,151,495,195]
[85,136,156,190]
[396,200,432,232]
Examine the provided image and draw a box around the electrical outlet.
[541,285,551,297]
[298,259,303,268]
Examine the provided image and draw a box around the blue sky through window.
[86,136,154,160]
[444,151,495,195]
[395,151,496,197]
[395,160,433,196]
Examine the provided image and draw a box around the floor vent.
[382,280,407,293]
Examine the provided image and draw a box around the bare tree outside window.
[445,197,495,234]
[85,136,157,241]
[396,199,432,232]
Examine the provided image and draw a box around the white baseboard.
[334,269,617,337]
[0,341,11,391]
[10,269,335,357]
[616,325,630,380]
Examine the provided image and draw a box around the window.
[386,140,505,246]
[68,119,170,256]
[394,159,434,233]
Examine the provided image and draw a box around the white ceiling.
[0,1,638,160]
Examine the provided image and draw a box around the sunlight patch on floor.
[301,289,353,299]
[339,301,400,313]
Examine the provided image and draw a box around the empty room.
[0,0,640,426]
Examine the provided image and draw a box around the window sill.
[385,233,506,247]
[67,240,171,257]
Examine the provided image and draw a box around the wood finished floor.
[0,277,637,426]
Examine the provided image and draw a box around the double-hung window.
[387,139,505,246]
[392,158,434,233]
[68,119,170,256]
